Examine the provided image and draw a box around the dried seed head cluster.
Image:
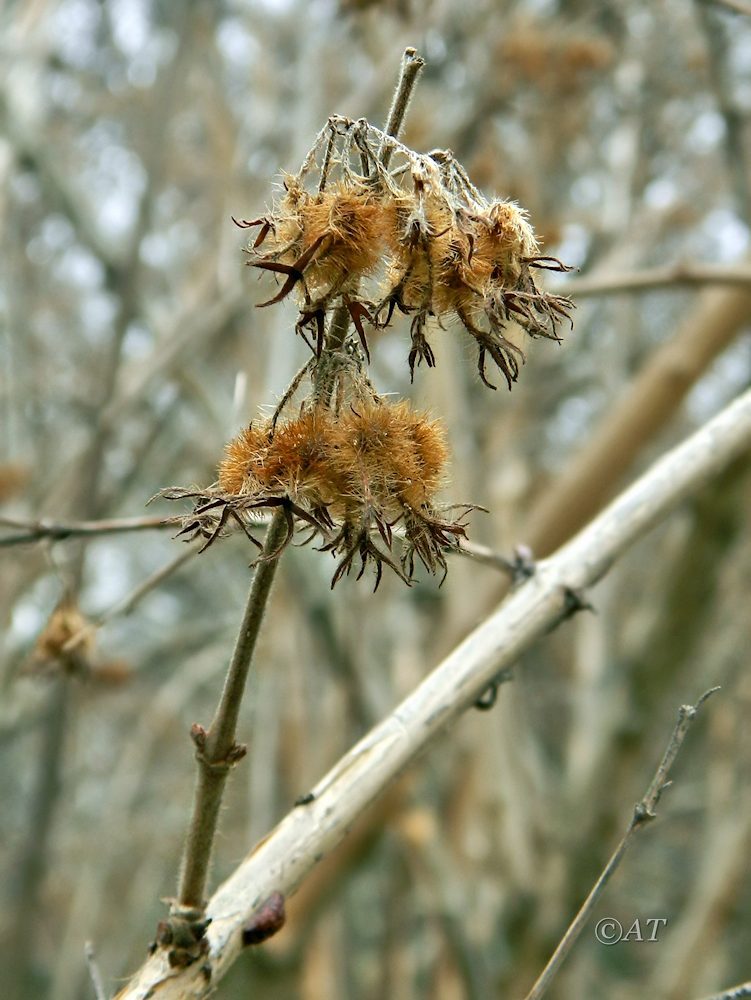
[163,111,572,588]
[237,116,573,388]
[165,360,472,588]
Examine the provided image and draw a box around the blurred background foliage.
[2,1,751,998]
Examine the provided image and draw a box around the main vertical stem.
[176,510,288,910]
[380,46,425,166]
[172,46,425,926]
[321,47,425,364]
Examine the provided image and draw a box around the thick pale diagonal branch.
[697,983,751,1000]
[116,386,751,999]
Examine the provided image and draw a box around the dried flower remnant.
[161,108,570,589]
[162,370,469,588]
[28,600,95,678]
[241,115,573,389]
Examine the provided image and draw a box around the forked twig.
[523,687,721,1000]
[85,941,106,1000]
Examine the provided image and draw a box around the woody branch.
[117,385,751,999]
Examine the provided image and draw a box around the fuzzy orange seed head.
[263,408,337,504]
[329,400,448,516]
[218,424,272,495]
[472,200,539,285]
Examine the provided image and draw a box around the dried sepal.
[320,518,410,591]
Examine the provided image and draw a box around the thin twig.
[61,547,198,654]
[560,263,751,298]
[523,687,721,1000]
[0,514,179,547]
[84,941,106,1000]
[175,509,289,912]
[2,509,519,583]
[116,386,751,999]
[454,538,527,576]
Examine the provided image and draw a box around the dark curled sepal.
[242,891,286,946]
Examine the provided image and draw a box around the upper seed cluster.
[238,116,572,389]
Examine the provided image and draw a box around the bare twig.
[321,47,424,363]
[0,514,179,547]
[61,548,198,655]
[99,548,197,623]
[2,510,518,587]
[524,688,720,1000]
[455,538,534,578]
[561,263,751,298]
[379,47,426,167]
[116,386,751,998]
[84,941,106,1000]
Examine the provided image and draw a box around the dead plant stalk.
[117,386,751,999]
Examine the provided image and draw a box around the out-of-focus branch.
[695,0,751,223]
[0,514,179,547]
[710,0,751,13]
[59,548,198,657]
[523,280,751,559]
[102,289,245,426]
[6,17,195,996]
[561,262,751,298]
[524,688,719,1000]
[116,387,751,999]
[0,95,118,271]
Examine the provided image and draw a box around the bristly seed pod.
[241,115,573,389]
[165,385,467,589]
